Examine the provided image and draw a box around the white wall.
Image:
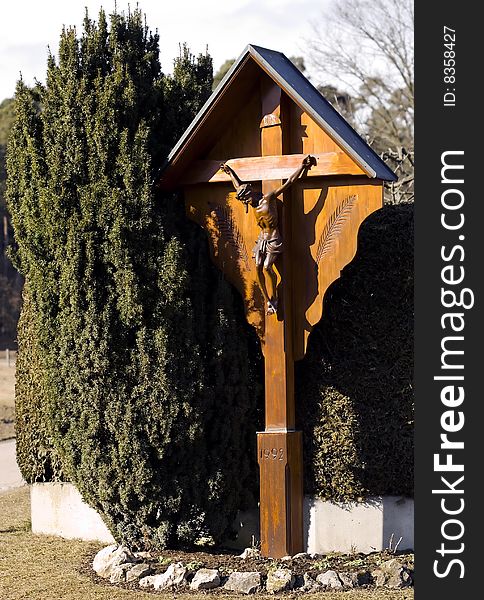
[304,496,414,554]
[31,483,414,553]
[31,483,115,544]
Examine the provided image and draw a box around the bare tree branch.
[304,0,414,204]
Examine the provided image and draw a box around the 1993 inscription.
[260,447,285,461]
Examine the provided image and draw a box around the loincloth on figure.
[252,231,283,267]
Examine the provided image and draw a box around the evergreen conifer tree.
[7,8,260,549]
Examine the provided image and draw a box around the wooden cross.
[160,45,395,558]
[255,80,305,557]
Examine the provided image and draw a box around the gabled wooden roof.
[162,44,397,186]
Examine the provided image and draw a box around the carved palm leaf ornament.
[316,195,358,264]
[208,202,250,271]
[159,44,396,559]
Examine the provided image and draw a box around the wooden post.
[257,80,304,558]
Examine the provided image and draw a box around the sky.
[0,0,330,101]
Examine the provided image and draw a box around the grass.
[0,362,15,441]
[0,487,414,600]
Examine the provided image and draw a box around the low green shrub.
[297,204,414,501]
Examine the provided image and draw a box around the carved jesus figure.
[221,155,316,315]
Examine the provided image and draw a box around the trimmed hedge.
[296,203,414,501]
[14,281,64,482]
[7,8,261,550]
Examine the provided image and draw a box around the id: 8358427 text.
[443,26,456,107]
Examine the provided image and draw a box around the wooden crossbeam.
[177,152,365,186]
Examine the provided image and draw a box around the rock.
[224,571,262,594]
[93,545,117,574]
[93,545,136,579]
[371,558,413,589]
[309,553,323,560]
[266,568,295,593]
[338,571,371,588]
[126,563,151,583]
[150,574,169,589]
[292,552,309,560]
[239,547,261,560]
[190,568,221,590]
[134,551,152,560]
[339,572,358,588]
[153,562,189,590]
[299,572,320,592]
[316,570,343,589]
[280,555,292,562]
[109,564,133,584]
[139,575,157,588]
[401,568,414,587]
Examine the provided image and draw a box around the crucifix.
[160,44,396,558]
[220,155,316,315]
